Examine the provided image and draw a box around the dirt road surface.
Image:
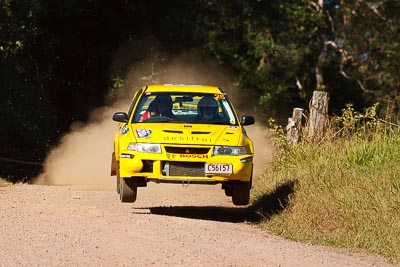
[0,183,396,267]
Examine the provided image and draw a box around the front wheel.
[224,188,232,197]
[116,161,121,194]
[222,184,232,196]
[231,181,250,206]
[120,178,138,203]
[116,176,120,194]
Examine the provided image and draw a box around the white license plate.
[205,164,232,174]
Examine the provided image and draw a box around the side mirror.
[241,115,255,126]
[112,112,129,123]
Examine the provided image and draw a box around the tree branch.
[356,0,386,20]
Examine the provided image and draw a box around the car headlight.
[127,143,161,153]
[213,146,247,155]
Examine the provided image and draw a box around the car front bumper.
[118,151,253,184]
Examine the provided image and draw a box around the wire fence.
[0,156,43,166]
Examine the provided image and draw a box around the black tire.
[222,184,232,196]
[116,161,121,194]
[116,176,120,194]
[232,181,250,206]
[120,178,138,203]
[224,188,233,197]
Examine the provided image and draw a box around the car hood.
[129,123,243,146]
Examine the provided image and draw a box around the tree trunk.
[308,91,329,140]
[286,108,304,147]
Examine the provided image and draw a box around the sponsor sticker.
[214,94,226,100]
[166,153,176,160]
[120,124,130,135]
[136,128,152,138]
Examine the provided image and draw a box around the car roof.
[143,84,223,94]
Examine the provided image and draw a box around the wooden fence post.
[308,91,329,140]
[286,108,304,147]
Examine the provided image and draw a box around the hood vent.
[191,131,211,134]
[163,130,183,134]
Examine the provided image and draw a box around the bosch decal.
[180,154,209,159]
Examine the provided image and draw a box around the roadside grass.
[251,104,400,263]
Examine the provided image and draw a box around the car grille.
[164,147,210,154]
[165,161,205,176]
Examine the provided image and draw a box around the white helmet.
[198,96,219,119]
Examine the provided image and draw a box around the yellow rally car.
[111,84,255,205]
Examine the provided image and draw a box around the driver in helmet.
[195,95,221,123]
[139,95,178,121]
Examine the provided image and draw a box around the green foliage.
[188,1,400,118]
[192,0,323,116]
[0,1,57,181]
[254,106,400,262]
[337,0,400,98]
[108,76,126,100]
[267,118,287,149]
[0,0,34,58]
[330,103,379,138]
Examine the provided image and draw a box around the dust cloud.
[34,105,125,191]
[34,37,274,190]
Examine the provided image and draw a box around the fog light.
[121,153,134,159]
[240,157,253,163]
[131,158,143,172]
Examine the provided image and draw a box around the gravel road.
[0,183,396,267]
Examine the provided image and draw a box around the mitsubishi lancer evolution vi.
[111,84,255,205]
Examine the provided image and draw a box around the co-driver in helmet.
[195,95,221,123]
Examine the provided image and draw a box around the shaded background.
[1,0,399,181]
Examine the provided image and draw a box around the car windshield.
[131,92,238,125]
